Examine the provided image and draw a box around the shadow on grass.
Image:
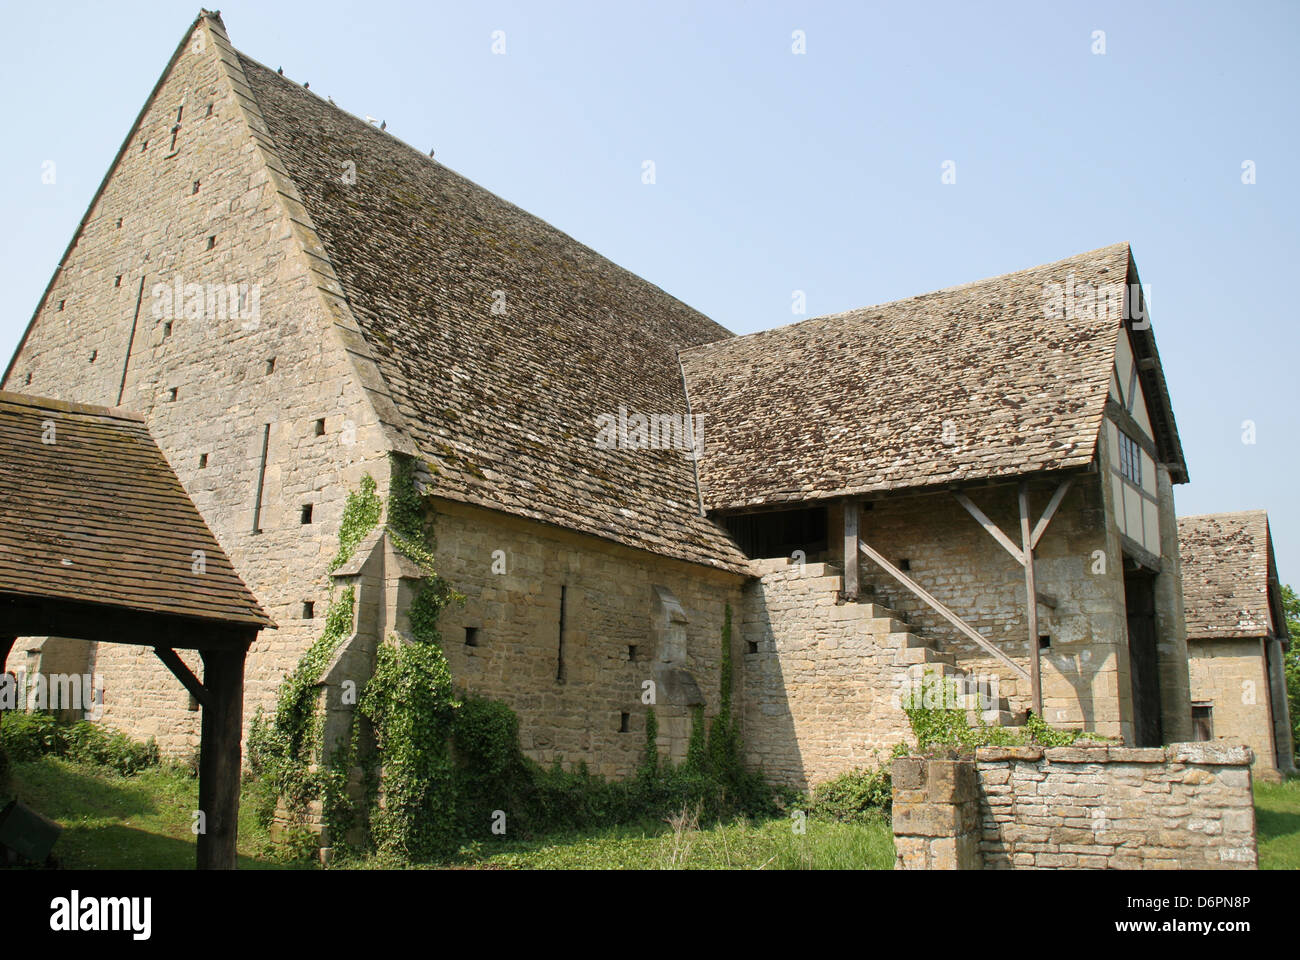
[49,824,281,870]
[8,759,160,822]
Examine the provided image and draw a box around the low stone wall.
[893,741,1258,870]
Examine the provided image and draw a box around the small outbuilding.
[1178,510,1295,780]
[0,391,273,867]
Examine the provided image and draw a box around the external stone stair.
[816,560,1025,729]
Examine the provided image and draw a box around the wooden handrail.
[858,537,1030,682]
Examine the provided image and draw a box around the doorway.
[1124,568,1163,747]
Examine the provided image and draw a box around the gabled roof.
[223,38,748,572]
[680,244,1187,511]
[1178,510,1285,642]
[0,391,272,628]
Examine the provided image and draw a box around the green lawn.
[1254,778,1300,870]
[445,816,895,870]
[8,756,1295,870]
[6,758,288,869]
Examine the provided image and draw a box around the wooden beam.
[1019,482,1043,718]
[153,647,212,709]
[842,499,860,601]
[1030,478,1073,549]
[0,594,261,651]
[858,537,1030,682]
[196,645,247,870]
[953,492,1025,566]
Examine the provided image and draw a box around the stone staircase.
[817,560,1027,731]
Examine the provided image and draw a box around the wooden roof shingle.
[680,244,1180,511]
[1178,510,1283,642]
[0,392,272,629]
[235,52,749,572]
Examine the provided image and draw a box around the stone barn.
[1178,510,1296,781]
[3,11,1196,793]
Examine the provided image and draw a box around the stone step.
[904,662,966,680]
[865,617,913,636]
[895,645,955,666]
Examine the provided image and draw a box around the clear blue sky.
[3,1,1298,584]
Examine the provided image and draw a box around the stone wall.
[893,741,1258,870]
[828,463,1191,744]
[1188,638,1281,779]
[428,497,746,777]
[739,557,919,790]
[2,17,392,755]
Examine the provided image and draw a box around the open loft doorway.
[721,504,829,560]
[1123,563,1164,748]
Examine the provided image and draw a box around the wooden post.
[843,500,860,601]
[197,643,248,870]
[1018,482,1043,718]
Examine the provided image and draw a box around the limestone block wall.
[1188,638,1280,777]
[845,481,1126,734]
[428,498,746,778]
[740,557,914,791]
[893,742,1258,870]
[2,17,391,754]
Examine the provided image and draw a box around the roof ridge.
[682,242,1133,353]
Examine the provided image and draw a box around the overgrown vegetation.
[808,766,892,823]
[897,671,1113,755]
[253,471,785,866]
[0,712,160,776]
[1282,584,1299,767]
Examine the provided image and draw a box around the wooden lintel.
[953,492,1026,566]
[153,647,212,709]
[857,537,1030,683]
[1030,478,1074,550]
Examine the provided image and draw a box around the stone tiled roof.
[680,244,1177,510]
[0,392,272,628]
[1178,511,1282,641]
[234,51,749,572]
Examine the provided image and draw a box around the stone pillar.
[1266,638,1296,773]
[892,756,983,869]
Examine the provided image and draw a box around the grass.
[5,758,293,869]
[16,754,1290,871]
[440,811,895,870]
[1254,777,1300,870]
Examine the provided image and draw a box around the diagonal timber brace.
[154,646,212,709]
[857,537,1030,683]
[951,479,1074,717]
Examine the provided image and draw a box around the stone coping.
[972,740,1254,766]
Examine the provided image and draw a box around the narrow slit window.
[300,504,313,524]
[627,644,637,662]
[265,357,276,375]
[167,387,178,402]
[57,300,65,311]
[302,601,315,619]
[206,236,216,250]
[192,180,201,195]
[114,275,122,287]
[251,423,270,533]
[89,350,97,363]
[314,418,326,436]
[556,585,567,683]
[163,321,173,338]
[619,712,630,733]
[199,453,208,469]
[746,640,759,655]
[116,217,123,229]
[465,627,480,647]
